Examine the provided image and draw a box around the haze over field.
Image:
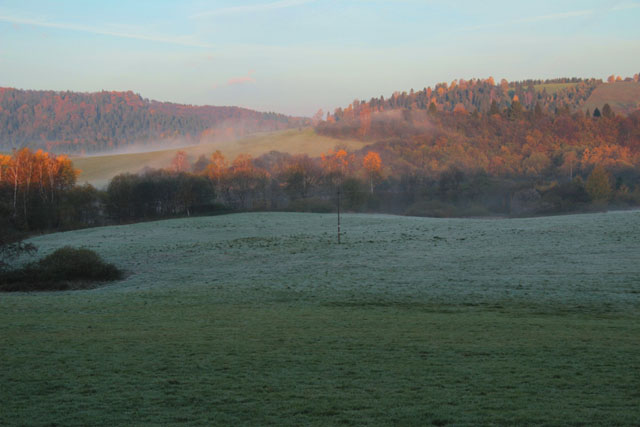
[72,128,366,187]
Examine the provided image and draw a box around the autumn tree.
[192,155,210,174]
[280,154,320,200]
[170,151,190,173]
[363,151,382,194]
[321,149,353,185]
[586,165,612,201]
[205,150,229,199]
[206,151,228,180]
[0,148,78,229]
[358,103,372,137]
[560,151,579,180]
[227,154,269,209]
[311,109,324,126]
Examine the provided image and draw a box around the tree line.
[2,140,638,243]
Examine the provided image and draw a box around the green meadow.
[533,82,579,94]
[2,212,639,425]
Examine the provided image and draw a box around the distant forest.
[0,88,307,154]
[326,75,640,121]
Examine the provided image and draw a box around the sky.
[0,0,639,116]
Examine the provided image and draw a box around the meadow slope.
[73,128,366,187]
[581,81,640,115]
[1,211,639,425]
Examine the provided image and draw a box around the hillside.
[0,88,306,154]
[329,77,604,122]
[73,128,367,187]
[2,211,639,425]
[328,76,640,123]
[317,76,640,184]
[581,81,640,115]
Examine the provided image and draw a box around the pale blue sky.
[0,0,639,116]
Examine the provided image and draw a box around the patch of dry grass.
[73,128,366,187]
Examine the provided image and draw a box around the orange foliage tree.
[321,149,354,187]
[362,151,382,193]
[205,150,229,196]
[0,148,78,228]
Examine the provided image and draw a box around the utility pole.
[337,187,341,244]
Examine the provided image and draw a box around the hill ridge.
[0,87,307,154]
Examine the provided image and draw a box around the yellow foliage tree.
[363,151,382,193]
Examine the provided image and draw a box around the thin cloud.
[228,76,257,85]
[212,71,257,89]
[227,70,257,86]
[612,2,640,10]
[192,0,315,18]
[460,8,595,32]
[0,13,212,48]
[514,9,594,24]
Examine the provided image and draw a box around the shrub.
[36,247,122,282]
[0,247,122,292]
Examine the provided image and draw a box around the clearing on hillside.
[73,128,367,187]
[533,82,579,94]
[581,81,640,115]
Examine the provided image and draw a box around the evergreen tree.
[489,100,500,116]
[534,102,543,118]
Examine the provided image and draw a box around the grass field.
[533,82,579,94]
[73,128,366,188]
[1,211,639,425]
[582,81,640,115]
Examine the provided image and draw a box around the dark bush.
[0,247,122,292]
[36,247,122,282]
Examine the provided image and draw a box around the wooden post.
[337,187,341,244]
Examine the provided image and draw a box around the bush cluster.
[0,247,123,292]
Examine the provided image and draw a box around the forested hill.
[316,75,640,182]
[326,75,640,122]
[0,88,307,154]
